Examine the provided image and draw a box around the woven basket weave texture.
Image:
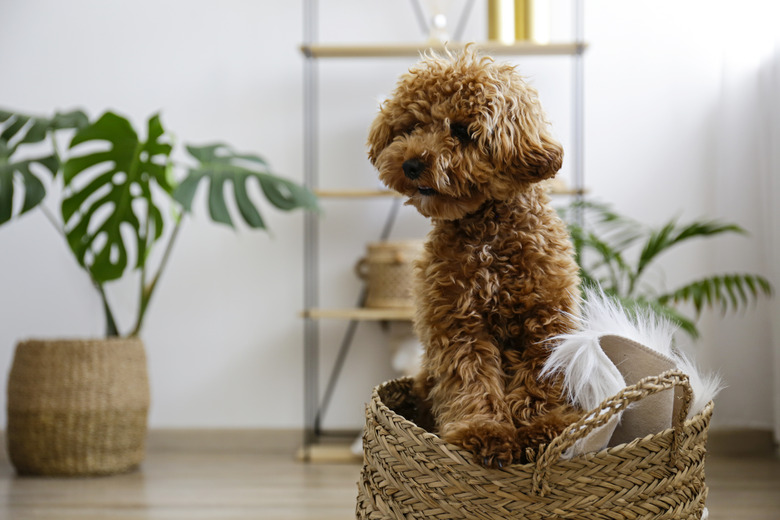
[356,240,424,309]
[357,373,711,520]
[6,338,150,476]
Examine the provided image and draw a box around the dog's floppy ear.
[509,130,563,182]
[490,82,564,184]
[367,109,393,166]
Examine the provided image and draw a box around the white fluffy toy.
[542,288,723,457]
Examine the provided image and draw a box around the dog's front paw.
[513,417,572,464]
[442,420,516,469]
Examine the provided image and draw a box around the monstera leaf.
[174,143,318,229]
[62,112,173,283]
[0,109,88,224]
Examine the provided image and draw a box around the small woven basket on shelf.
[6,338,150,476]
[357,370,712,520]
[355,240,424,309]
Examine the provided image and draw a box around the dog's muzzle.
[403,158,425,180]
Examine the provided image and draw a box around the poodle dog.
[367,48,582,468]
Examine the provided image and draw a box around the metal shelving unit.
[301,0,585,460]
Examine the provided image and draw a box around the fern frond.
[658,273,773,316]
[636,220,746,278]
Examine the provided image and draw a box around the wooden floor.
[1,430,778,520]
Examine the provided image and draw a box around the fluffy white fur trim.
[674,351,724,419]
[544,288,722,419]
[541,331,625,412]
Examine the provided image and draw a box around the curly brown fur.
[367,48,582,468]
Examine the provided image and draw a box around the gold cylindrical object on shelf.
[487,0,514,44]
[514,0,532,41]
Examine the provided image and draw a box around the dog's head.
[367,48,563,220]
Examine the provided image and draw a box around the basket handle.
[354,257,369,280]
[532,369,693,496]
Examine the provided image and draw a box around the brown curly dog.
[367,48,582,468]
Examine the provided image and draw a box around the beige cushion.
[599,335,677,446]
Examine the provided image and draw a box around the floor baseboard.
[2,427,776,459]
[706,428,777,457]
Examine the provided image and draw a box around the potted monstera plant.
[0,109,317,476]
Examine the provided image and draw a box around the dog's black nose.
[403,158,425,180]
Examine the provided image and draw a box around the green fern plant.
[559,200,773,338]
[1,108,318,337]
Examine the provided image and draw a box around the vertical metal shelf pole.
[314,197,403,432]
[302,0,319,460]
[572,0,586,226]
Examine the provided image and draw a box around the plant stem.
[42,205,122,336]
[44,131,123,337]
[136,201,153,337]
[627,272,640,298]
[96,282,120,336]
[130,216,184,336]
[39,204,63,236]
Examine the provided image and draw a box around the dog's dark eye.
[401,123,418,136]
[450,123,472,143]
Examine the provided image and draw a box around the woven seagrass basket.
[355,240,424,309]
[357,370,712,520]
[6,338,150,476]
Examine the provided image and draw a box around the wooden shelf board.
[301,41,586,59]
[314,189,401,198]
[301,307,415,321]
[550,187,587,196]
[315,186,583,198]
[296,443,362,464]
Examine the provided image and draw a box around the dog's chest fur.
[414,190,577,350]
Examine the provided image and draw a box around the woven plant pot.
[357,371,712,520]
[6,337,150,476]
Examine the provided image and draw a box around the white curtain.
[755,16,780,446]
[762,26,780,446]
[712,1,780,442]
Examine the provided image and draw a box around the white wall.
[584,1,777,431]
[0,0,776,431]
